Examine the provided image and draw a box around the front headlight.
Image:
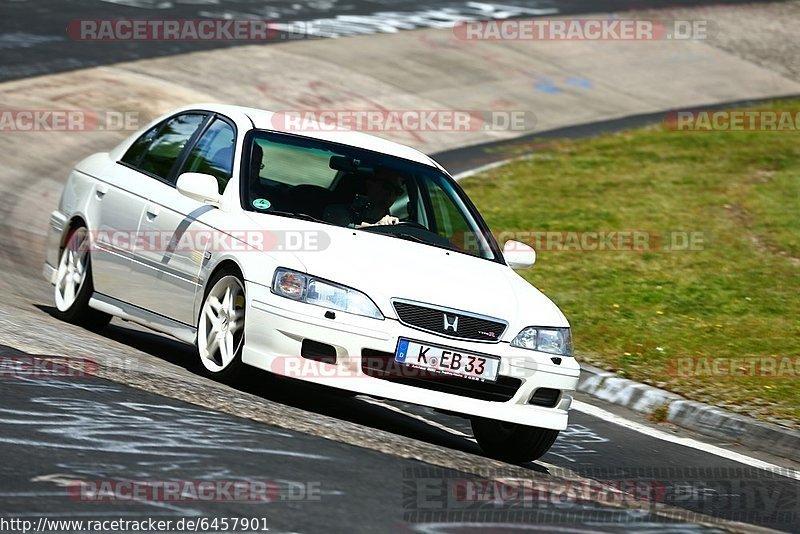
[272,268,383,319]
[511,327,573,356]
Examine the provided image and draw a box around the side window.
[422,180,491,258]
[179,118,236,194]
[120,124,160,167]
[135,113,206,180]
[425,180,473,246]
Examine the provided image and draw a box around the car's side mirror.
[176,173,221,206]
[503,240,536,269]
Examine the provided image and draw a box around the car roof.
[187,103,441,169]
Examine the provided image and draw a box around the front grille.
[361,349,521,402]
[392,300,507,342]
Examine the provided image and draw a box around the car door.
[89,130,156,301]
[108,112,210,315]
[133,115,237,325]
[89,115,201,301]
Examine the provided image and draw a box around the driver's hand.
[375,215,400,226]
[356,215,400,228]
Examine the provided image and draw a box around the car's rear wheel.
[53,226,111,330]
[197,268,247,382]
[471,417,559,463]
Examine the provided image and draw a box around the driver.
[324,166,406,227]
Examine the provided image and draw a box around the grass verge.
[461,100,800,428]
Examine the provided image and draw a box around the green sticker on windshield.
[253,198,271,210]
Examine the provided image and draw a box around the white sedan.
[43,103,580,462]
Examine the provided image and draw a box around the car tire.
[53,226,112,331]
[197,267,248,383]
[471,417,559,463]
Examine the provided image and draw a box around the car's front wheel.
[471,417,559,463]
[197,268,247,382]
[53,226,111,330]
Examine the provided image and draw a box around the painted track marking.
[572,400,800,481]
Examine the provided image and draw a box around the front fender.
[192,248,307,327]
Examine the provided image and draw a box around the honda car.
[44,104,579,462]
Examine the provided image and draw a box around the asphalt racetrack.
[0,0,783,81]
[0,1,798,532]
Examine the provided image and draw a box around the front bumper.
[243,282,580,430]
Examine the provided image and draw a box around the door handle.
[145,204,160,221]
[95,183,109,199]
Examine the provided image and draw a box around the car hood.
[245,213,568,333]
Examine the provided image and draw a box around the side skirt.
[89,293,197,345]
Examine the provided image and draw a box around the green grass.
[461,100,800,428]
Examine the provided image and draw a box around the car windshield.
[242,131,499,261]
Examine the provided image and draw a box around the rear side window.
[179,118,236,193]
[122,113,206,180]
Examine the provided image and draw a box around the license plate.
[395,339,500,382]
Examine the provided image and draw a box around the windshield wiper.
[392,232,429,245]
[360,225,454,248]
[265,210,327,224]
